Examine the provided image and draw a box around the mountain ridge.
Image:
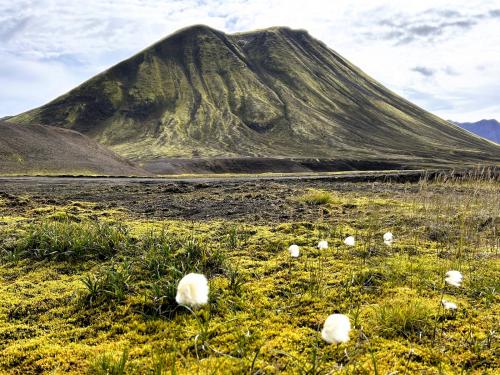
[7,25,500,173]
[452,119,500,144]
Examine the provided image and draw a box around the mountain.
[452,119,500,144]
[7,25,500,173]
[0,121,148,176]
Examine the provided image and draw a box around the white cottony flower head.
[321,314,351,344]
[383,232,393,245]
[288,244,300,258]
[318,240,328,250]
[175,273,209,308]
[445,270,463,287]
[344,236,355,246]
[442,300,457,310]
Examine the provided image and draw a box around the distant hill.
[0,121,148,176]
[452,119,500,144]
[7,25,500,173]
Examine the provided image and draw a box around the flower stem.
[433,281,446,343]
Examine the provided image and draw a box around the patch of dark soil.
[0,170,495,222]
[141,157,409,175]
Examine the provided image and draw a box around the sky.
[1,0,500,122]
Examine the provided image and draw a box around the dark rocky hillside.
[0,121,148,176]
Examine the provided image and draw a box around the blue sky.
[1,0,500,121]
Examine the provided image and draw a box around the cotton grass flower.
[318,240,328,250]
[175,273,209,308]
[383,232,393,245]
[344,236,355,246]
[442,300,457,310]
[445,270,463,287]
[321,314,351,344]
[288,244,300,257]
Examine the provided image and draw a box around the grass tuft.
[374,298,434,339]
[298,190,335,205]
[7,219,130,261]
[88,349,129,375]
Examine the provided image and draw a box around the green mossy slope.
[8,25,500,168]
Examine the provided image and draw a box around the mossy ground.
[0,176,498,374]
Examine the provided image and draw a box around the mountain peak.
[150,24,223,50]
[7,25,500,172]
[233,25,307,34]
[169,24,219,37]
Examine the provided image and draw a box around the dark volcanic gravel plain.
[0,171,452,222]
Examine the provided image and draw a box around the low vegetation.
[0,173,498,373]
[8,220,130,261]
[298,189,337,205]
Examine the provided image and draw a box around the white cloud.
[1,0,500,122]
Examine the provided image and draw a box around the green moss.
[0,180,498,373]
